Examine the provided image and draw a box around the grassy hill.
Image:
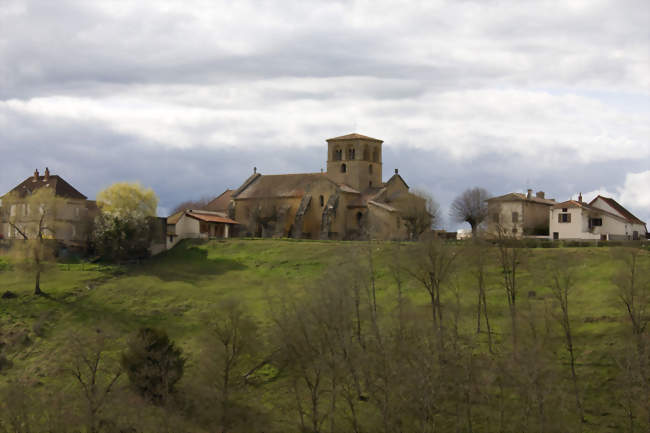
[0,239,648,432]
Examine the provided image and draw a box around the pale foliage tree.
[2,188,62,295]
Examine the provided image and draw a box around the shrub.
[121,327,185,404]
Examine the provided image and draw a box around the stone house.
[486,189,556,237]
[550,194,647,241]
[0,168,97,246]
[229,133,427,240]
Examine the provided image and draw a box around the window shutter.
[558,214,562,223]
[567,213,571,223]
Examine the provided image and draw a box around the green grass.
[0,239,647,431]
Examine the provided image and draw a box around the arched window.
[348,148,355,160]
[356,211,363,227]
[319,195,324,207]
[368,164,373,174]
[372,148,378,162]
[334,148,342,161]
[341,163,347,173]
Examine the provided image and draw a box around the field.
[0,239,648,432]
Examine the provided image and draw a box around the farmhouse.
[486,189,556,237]
[550,194,647,241]
[166,209,239,249]
[0,168,97,246]
[229,133,427,240]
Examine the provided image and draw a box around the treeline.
[0,241,648,433]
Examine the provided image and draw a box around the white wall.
[550,206,633,240]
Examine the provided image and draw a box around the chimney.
[44,167,50,181]
[578,192,583,203]
[536,191,545,199]
[394,168,399,174]
[527,189,532,199]
[33,168,39,181]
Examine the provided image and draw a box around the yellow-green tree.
[94,182,159,261]
[2,188,62,295]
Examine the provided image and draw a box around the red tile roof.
[187,212,239,224]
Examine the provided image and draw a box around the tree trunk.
[34,267,43,296]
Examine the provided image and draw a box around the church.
[228,133,428,240]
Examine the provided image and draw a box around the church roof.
[233,173,330,199]
[205,189,234,212]
[326,133,383,142]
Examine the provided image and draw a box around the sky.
[1,0,648,228]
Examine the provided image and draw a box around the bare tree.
[170,196,212,215]
[450,187,490,237]
[68,329,123,433]
[547,252,585,425]
[394,189,440,240]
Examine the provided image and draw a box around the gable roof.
[386,173,409,190]
[205,189,234,212]
[233,172,332,200]
[3,174,87,200]
[552,200,630,223]
[487,192,555,205]
[589,196,646,225]
[326,133,383,143]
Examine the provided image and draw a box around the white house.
[550,194,647,241]
[166,209,239,250]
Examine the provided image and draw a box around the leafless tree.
[394,189,440,240]
[170,196,212,215]
[547,252,585,425]
[450,187,490,237]
[68,329,123,433]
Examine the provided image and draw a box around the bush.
[121,327,185,404]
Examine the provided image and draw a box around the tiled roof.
[234,173,330,199]
[187,211,239,225]
[488,192,555,205]
[590,196,646,225]
[326,133,383,142]
[4,174,87,200]
[205,189,234,212]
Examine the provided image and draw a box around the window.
[369,164,373,174]
[558,213,571,223]
[334,148,342,161]
[589,218,602,227]
[562,208,568,212]
[363,146,369,160]
[512,228,518,234]
[511,212,519,223]
[373,149,378,162]
[348,148,355,160]
[369,181,372,187]
[341,163,347,173]
[319,195,324,207]
[553,232,559,240]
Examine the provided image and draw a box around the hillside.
[0,239,648,432]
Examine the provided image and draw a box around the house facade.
[0,168,97,246]
[486,189,556,237]
[550,195,647,241]
[229,133,426,240]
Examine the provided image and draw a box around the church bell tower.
[325,133,383,191]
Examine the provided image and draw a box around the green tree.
[121,328,185,405]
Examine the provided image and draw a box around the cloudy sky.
[1,0,648,227]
